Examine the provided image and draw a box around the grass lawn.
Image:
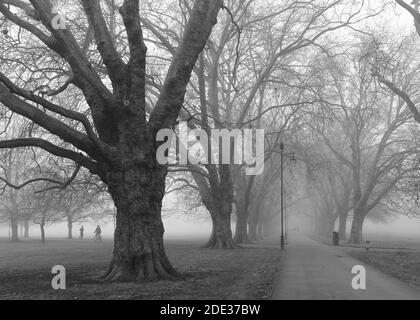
[0,239,281,300]
[349,250,420,289]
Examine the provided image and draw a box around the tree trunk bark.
[348,209,365,244]
[24,219,30,238]
[201,164,236,249]
[67,217,73,239]
[205,211,236,249]
[234,206,250,244]
[40,222,46,244]
[103,166,179,282]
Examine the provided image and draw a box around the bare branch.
[0,138,100,175]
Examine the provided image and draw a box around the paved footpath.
[271,235,420,300]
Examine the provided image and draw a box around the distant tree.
[30,189,64,243]
[0,138,40,242]
[311,49,419,244]
[60,183,113,239]
[149,0,367,247]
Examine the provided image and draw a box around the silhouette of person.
[79,225,84,239]
[94,225,102,240]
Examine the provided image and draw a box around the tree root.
[102,257,180,282]
[233,234,252,245]
[203,235,241,249]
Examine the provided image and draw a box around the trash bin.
[333,232,339,246]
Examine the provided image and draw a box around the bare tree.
[372,2,420,125]
[153,0,368,247]
[0,0,222,281]
[311,49,419,244]
[29,186,65,243]
[60,183,113,239]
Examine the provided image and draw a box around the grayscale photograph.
[0,0,420,308]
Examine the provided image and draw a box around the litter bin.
[333,232,339,246]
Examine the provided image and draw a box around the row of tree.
[0,142,113,242]
[0,0,419,282]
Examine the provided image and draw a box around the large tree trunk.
[348,209,366,245]
[205,210,236,249]
[197,165,236,249]
[24,219,30,238]
[67,216,73,239]
[234,206,250,244]
[103,166,178,281]
[0,0,223,285]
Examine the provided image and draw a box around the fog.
[2,0,420,301]
[0,215,214,241]
[2,212,419,243]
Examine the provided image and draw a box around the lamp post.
[279,142,297,249]
[280,142,285,250]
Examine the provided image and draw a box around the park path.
[271,235,420,300]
